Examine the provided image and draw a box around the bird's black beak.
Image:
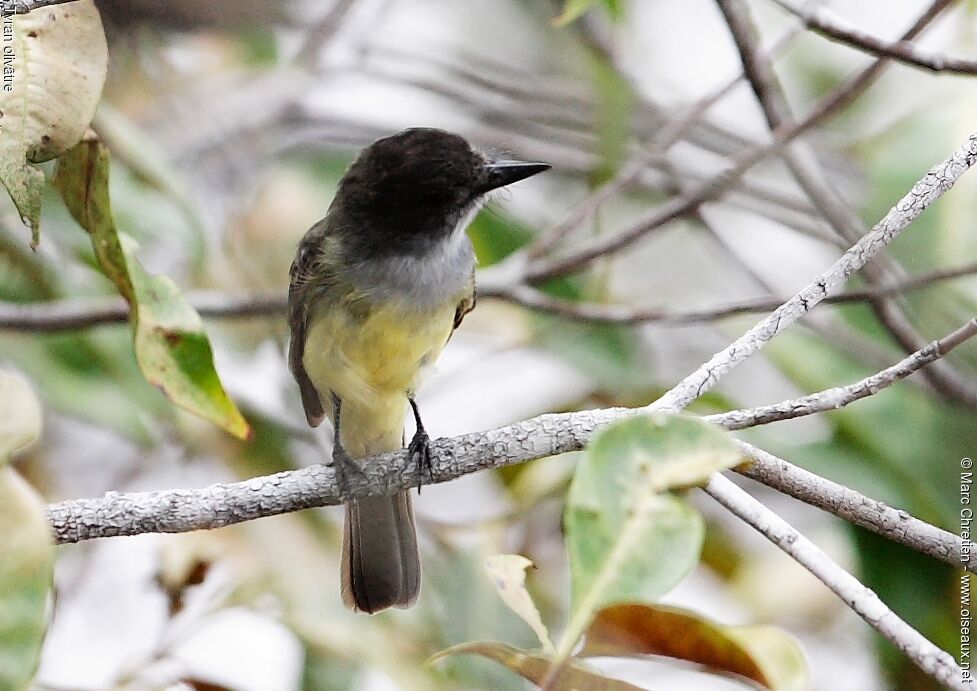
[478,160,550,194]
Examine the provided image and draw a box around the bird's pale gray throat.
[346,199,482,310]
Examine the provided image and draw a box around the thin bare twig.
[525,0,954,284]
[0,293,287,332]
[649,109,977,411]
[709,317,977,429]
[717,0,977,408]
[771,0,977,75]
[479,260,977,326]
[3,260,974,332]
[703,474,967,690]
[523,22,802,259]
[293,0,359,67]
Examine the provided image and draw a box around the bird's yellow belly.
[303,299,456,412]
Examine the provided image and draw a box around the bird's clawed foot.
[330,439,370,501]
[408,398,434,492]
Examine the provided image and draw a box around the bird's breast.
[303,292,460,410]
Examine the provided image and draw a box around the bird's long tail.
[337,399,420,614]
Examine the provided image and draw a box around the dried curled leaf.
[0,0,108,243]
[484,555,554,653]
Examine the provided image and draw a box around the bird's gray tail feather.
[341,491,420,613]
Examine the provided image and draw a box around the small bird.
[287,128,549,613]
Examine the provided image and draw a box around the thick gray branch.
[45,409,628,543]
[47,398,971,579]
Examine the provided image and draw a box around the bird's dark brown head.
[334,128,549,259]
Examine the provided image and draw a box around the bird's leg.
[407,397,433,492]
[330,394,368,499]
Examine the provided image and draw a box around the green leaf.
[430,642,647,690]
[563,413,741,654]
[0,0,108,245]
[602,0,625,19]
[484,555,554,654]
[467,209,533,267]
[52,137,250,440]
[0,372,54,691]
[581,604,808,691]
[552,0,624,26]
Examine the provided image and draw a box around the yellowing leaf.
[581,604,808,691]
[0,372,53,690]
[0,371,41,461]
[0,0,107,244]
[562,414,741,655]
[484,555,554,653]
[430,641,647,690]
[52,137,250,440]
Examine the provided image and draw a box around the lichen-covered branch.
[45,408,628,544]
[47,397,970,577]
